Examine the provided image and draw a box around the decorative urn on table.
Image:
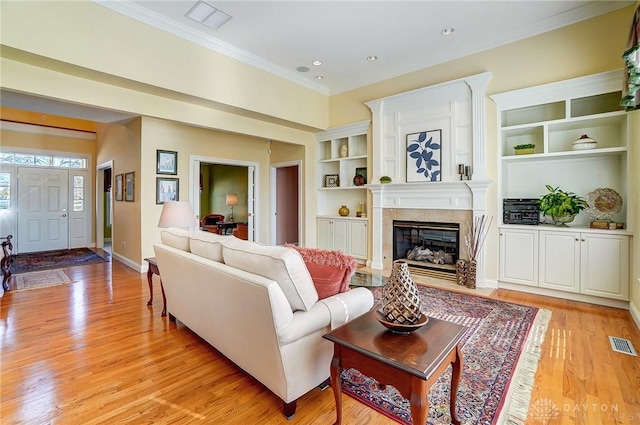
[376,260,427,334]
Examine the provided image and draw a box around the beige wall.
[0,0,328,131]
[328,5,635,284]
[139,117,287,260]
[96,119,142,265]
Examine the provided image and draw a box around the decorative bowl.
[374,310,429,335]
[572,134,597,150]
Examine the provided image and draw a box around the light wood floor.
[1,256,639,424]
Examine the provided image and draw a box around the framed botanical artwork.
[156,150,177,175]
[324,174,339,188]
[406,130,442,182]
[115,174,124,201]
[124,171,135,202]
[156,177,179,204]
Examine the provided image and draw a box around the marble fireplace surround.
[365,73,493,287]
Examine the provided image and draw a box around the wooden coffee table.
[323,311,467,425]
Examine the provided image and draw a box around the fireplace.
[393,220,460,280]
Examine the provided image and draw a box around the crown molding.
[91,0,330,96]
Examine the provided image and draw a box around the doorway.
[190,156,257,241]
[96,161,113,253]
[270,161,301,245]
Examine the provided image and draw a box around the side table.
[144,257,166,317]
[323,311,467,425]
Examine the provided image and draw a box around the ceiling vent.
[185,1,232,30]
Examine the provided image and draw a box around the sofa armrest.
[277,287,374,345]
[318,287,374,330]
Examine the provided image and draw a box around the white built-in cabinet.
[499,228,538,287]
[315,121,370,261]
[317,217,368,260]
[492,70,633,306]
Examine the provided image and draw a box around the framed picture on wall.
[124,172,135,202]
[156,177,179,204]
[157,150,177,175]
[115,174,124,201]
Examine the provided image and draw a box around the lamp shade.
[158,201,197,228]
[226,193,238,207]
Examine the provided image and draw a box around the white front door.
[17,167,69,253]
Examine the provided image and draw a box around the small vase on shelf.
[338,205,350,216]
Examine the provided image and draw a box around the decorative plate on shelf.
[586,188,622,221]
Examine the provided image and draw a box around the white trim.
[189,155,259,240]
[96,161,113,250]
[630,297,640,331]
[0,121,96,140]
[92,0,329,96]
[499,280,631,310]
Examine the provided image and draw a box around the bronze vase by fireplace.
[455,259,467,286]
[466,260,477,289]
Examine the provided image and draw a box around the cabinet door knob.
[575,238,579,241]
[581,238,586,242]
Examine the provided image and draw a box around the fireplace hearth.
[393,220,460,280]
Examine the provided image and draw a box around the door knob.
[62,214,67,217]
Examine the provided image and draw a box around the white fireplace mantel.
[365,72,493,287]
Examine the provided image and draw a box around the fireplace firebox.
[393,220,460,279]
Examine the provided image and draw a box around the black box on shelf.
[503,198,540,225]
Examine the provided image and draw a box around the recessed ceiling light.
[314,75,324,80]
[312,60,322,66]
[367,55,378,61]
[441,28,454,35]
[185,1,232,30]
[296,66,309,73]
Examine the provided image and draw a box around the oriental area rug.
[340,285,551,425]
[11,248,109,274]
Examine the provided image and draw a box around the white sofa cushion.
[190,231,231,262]
[222,238,318,312]
[160,228,191,252]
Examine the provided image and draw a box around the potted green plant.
[514,143,536,155]
[538,185,588,226]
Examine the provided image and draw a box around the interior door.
[17,167,69,253]
[275,165,299,245]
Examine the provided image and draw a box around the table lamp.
[158,201,197,229]
[226,193,238,223]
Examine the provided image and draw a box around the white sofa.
[153,229,374,418]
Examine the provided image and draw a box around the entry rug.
[12,269,72,292]
[341,285,551,425]
[11,248,109,274]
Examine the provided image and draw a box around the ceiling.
[1,0,633,123]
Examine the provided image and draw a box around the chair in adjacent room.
[200,214,225,233]
[232,223,249,240]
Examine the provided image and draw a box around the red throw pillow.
[285,244,356,299]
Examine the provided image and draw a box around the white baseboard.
[630,300,640,331]
[111,252,145,273]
